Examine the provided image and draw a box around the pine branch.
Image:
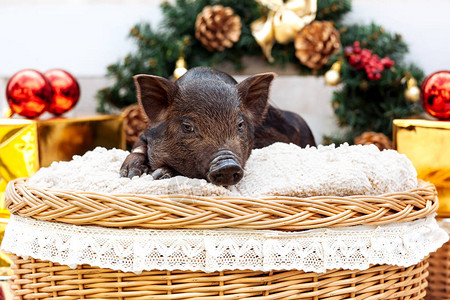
[96,0,425,146]
[96,0,353,111]
[328,24,425,142]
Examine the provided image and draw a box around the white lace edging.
[2,215,448,274]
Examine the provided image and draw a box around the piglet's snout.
[207,150,244,186]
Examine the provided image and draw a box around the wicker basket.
[426,219,450,300]
[10,255,429,300]
[5,178,438,230]
[4,178,439,299]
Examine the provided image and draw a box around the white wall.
[1,0,449,142]
[346,0,450,76]
[1,0,448,77]
[0,0,163,77]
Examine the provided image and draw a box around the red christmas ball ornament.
[421,71,450,120]
[44,69,80,115]
[6,69,53,118]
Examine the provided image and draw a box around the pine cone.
[122,104,150,146]
[294,21,341,69]
[195,5,241,52]
[354,132,393,150]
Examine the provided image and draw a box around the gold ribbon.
[251,0,317,62]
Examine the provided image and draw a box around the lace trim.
[2,215,447,274]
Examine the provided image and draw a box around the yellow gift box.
[0,115,125,216]
[0,119,38,218]
[393,119,450,216]
[37,115,125,167]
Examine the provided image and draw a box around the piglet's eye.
[182,123,194,133]
[238,121,244,131]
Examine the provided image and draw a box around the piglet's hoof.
[152,167,176,180]
[120,153,150,178]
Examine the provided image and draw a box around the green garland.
[97,0,424,144]
[326,23,424,143]
[97,0,351,112]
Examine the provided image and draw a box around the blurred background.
[1,0,449,141]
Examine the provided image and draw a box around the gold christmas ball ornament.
[324,69,340,86]
[173,56,188,80]
[405,86,420,103]
[324,61,341,86]
[295,21,341,69]
[404,77,420,103]
[195,5,242,52]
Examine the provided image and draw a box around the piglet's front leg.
[151,166,177,180]
[120,145,150,178]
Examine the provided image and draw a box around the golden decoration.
[404,77,421,103]
[195,5,242,52]
[173,56,188,80]
[294,20,341,69]
[0,220,12,268]
[0,120,39,217]
[354,131,393,151]
[324,61,341,86]
[251,0,317,62]
[37,116,125,167]
[393,119,450,217]
[0,116,125,214]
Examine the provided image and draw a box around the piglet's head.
[134,68,275,186]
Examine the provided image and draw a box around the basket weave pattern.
[426,239,450,299]
[5,178,438,299]
[6,178,438,230]
[10,255,429,300]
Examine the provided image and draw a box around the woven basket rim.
[5,177,438,230]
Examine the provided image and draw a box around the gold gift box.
[393,119,450,216]
[37,115,125,167]
[0,119,38,218]
[0,115,125,216]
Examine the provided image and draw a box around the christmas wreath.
[97,0,424,143]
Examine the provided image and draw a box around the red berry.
[344,46,354,56]
[349,55,360,67]
[381,57,395,68]
[347,44,395,80]
[361,49,372,58]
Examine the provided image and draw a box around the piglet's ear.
[237,72,275,125]
[134,74,176,123]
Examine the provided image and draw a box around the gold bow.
[251,0,317,62]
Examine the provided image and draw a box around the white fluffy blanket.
[27,143,418,197]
